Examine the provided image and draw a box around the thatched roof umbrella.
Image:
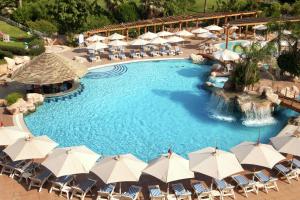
[12,53,87,85]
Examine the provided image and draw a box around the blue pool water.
[218,40,248,52]
[25,60,295,161]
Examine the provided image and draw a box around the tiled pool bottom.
[25,60,294,161]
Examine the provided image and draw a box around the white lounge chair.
[191,181,212,200]
[254,171,279,193]
[274,164,298,184]
[148,185,165,200]
[49,175,74,196]
[213,179,235,200]
[70,178,97,200]
[232,174,257,198]
[97,183,116,200]
[122,185,142,200]
[0,160,26,176]
[28,170,52,192]
[171,183,192,200]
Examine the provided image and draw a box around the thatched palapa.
[12,53,87,85]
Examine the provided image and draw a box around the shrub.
[5,92,24,106]
[0,50,13,59]
[114,2,140,23]
[27,20,58,36]
[277,51,300,76]
[0,45,27,55]
[28,38,45,56]
[81,15,111,32]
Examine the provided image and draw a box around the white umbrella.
[108,33,125,40]
[0,126,30,146]
[143,152,194,183]
[231,142,285,169]
[150,37,168,45]
[86,41,108,50]
[205,25,223,31]
[192,28,209,34]
[167,36,184,44]
[4,135,58,161]
[157,31,174,37]
[213,49,240,61]
[271,135,300,157]
[230,26,239,30]
[189,147,243,180]
[130,38,149,46]
[197,32,217,39]
[139,31,158,40]
[108,40,128,47]
[91,154,147,189]
[42,146,100,177]
[86,35,106,42]
[175,30,194,37]
[253,25,267,31]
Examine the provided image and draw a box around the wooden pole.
[144,26,147,33]
[225,26,229,49]
[245,25,248,39]
[126,29,129,41]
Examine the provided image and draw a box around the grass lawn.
[0,41,25,48]
[0,21,31,39]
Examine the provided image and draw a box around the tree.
[277,51,300,76]
[231,42,276,89]
[104,0,127,12]
[114,2,139,23]
[48,0,91,33]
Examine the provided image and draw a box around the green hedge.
[0,38,45,56]
[27,20,58,36]
[0,50,13,59]
[5,92,24,106]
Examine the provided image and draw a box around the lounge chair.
[140,50,148,57]
[148,185,165,200]
[17,162,40,184]
[0,160,26,176]
[49,175,74,196]
[10,160,33,178]
[254,171,279,193]
[159,48,167,56]
[175,47,183,55]
[191,181,212,200]
[167,49,176,56]
[291,158,300,169]
[96,183,116,200]
[28,169,52,192]
[232,174,257,198]
[130,50,139,58]
[274,164,298,184]
[108,53,117,60]
[70,178,97,200]
[213,179,235,200]
[171,183,192,200]
[122,185,142,200]
[119,52,127,60]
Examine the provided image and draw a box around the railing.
[0,15,48,38]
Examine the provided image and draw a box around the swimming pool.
[25,60,295,161]
[217,40,249,52]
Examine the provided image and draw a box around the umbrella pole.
[167,182,169,195]
[119,182,122,194]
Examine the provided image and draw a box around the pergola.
[85,11,259,39]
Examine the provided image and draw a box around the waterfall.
[242,104,277,127]
[208,93,236,122]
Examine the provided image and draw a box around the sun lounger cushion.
[275,164,290,174]
[172,183,191,196]
[76,179,96,191]
[214,179,233,190]
[54,175,72,185]
[99,183,115,194]
[193,183,210,194]
[149,187,162,197]
[35,170,52,182]
[256,171,274,183]
[123,186,141,199]
[292,159,300,168]
[233,175,253,187]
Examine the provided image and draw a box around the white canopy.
[86,41,108,50]
[205,25,223,31]
[231,142,285,169]
[271,135,300,157]
[42,146,100,177]
[108,33,125,40]
[91,154,147,184]
[108,40,128,47]
[167,36,184,43]
[139,31,158,40]
[192,28,209,34]
[213,49,240,61]
[253,25,267,31]
[86,35,106,42]
[143,152,194,183]
[4,135,58,161]
[189,147,243,180]
[157,31,174,37]
[197,32,217,39]
[150,37,168,45]
[0,126,30,146]
[175,30,194,37]
[130,38,149,46]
